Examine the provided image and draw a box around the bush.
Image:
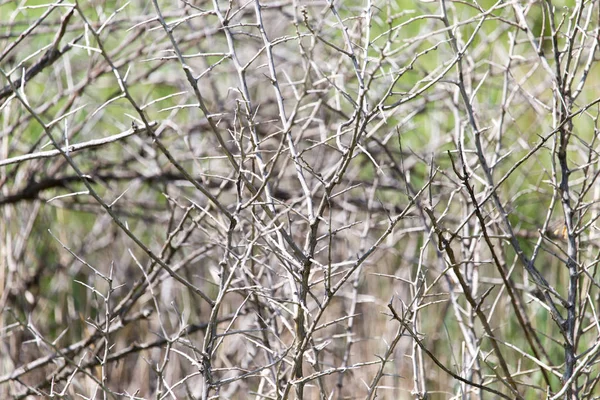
[1,0,599,398]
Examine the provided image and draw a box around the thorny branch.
[2,1,600,399]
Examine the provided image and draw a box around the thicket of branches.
[1,0,600,398]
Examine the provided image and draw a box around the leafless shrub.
[1,0,600,398]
